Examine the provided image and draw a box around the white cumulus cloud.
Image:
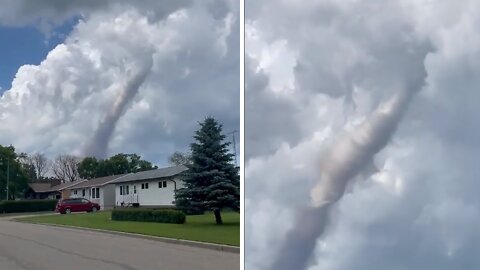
[0,0,239,165]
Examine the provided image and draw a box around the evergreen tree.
[175,117,240,224]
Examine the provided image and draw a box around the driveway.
[0,219,239,270]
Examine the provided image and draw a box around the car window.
[81,199,89,203]
[70,199,81,204]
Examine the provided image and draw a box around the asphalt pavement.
[0,219,239,270]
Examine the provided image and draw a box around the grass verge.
[17,211,239,246]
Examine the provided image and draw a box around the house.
[55,181,88,199]
[69,174,129,209]
[25,180,85,200]
[110,165,188,207]
[25,182,60,199]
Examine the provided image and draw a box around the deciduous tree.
[0,145,29,199]
[52,155,80,182]
[168,151,192,166]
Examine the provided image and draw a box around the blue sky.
[0,19,78,93]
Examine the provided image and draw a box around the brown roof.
[28,183,54,193]
[46,180,87,192]
[69,174,129,189]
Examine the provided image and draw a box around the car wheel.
[65,208,71,214]
[92,207,98,212]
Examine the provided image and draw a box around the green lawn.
[17,211,239,246]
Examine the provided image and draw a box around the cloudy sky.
[0,0,239,166]
[246,0,480,269]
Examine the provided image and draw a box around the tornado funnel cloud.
[269,87,421,270]
[310,90,413,207]
[83,58,153,158]
[269,205,331,270]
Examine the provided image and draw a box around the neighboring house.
[69,174,129,210]
[54,181,88,199]
[25,180,86,200]
[25,183,59,199]
[110,165,188,207]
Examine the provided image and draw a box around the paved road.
[0,219,239,270]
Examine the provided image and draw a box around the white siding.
[115,184,139,206]
[115,177,183,207]
[69,186,114,210]
[176,179,186,189]
[70,188,86,199]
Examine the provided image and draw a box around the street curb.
[15,220,240,254]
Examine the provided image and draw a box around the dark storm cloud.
[245,56,304,159]
[0,0,192,27]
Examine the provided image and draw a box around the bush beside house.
[111,208,186,224]
[0,199,57,213]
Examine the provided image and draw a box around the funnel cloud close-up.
[246,0,480,269]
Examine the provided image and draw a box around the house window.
[159,181,167,188]
[73,190,77,195]
[163,181,167,188]
[141,183,144,189]
[120,185,129,195]
[82,189,85,197]
[91,188,100,199]
[145,182,149,189]
[133,185,137,194]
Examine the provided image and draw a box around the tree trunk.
[214,209,223,225]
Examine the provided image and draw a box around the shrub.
[0,199,58,213]
[151,206,178,211]
[111,208,186,224]
[180,207,205,215]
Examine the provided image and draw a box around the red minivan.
[56,198,100,214]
